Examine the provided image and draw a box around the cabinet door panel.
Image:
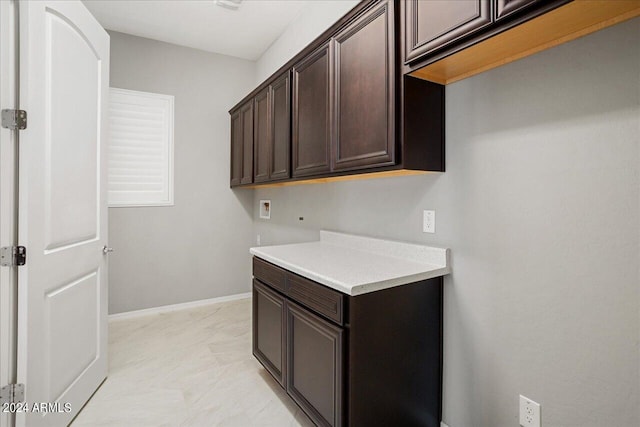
[333,1,394,171]
[292,44,332,177]
[253,280,286,386]
[254,88,270,183]
[270,73,291,181]
[286,301,343,427]
[405,0,492,63]
[241,101,253,184]
[495,0,539,20]
[230,109,243,187]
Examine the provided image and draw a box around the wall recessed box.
[230,0,639,189]
[259,200,271,219]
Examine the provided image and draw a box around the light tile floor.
[72,298,314,427]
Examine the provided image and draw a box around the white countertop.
[249,231,451,296]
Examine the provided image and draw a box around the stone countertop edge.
[249,231,451,296]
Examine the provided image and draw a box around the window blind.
[108,88,174,207]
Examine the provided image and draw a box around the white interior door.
[16,1,109,426]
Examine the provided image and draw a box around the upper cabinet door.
[230,109,243,187]
[495,0,539,21]
[254,88,270,183]
[240,101,254,185]
[270,72,291,181]
[405,0,492,63]
[292,43,332,178]
[332,1,394,172]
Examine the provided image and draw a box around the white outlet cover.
[519,395,541,427]
[423,210,435,233]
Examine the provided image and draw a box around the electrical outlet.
[423,210,435,233]
[519,395,541,427]
[256,234,261,246]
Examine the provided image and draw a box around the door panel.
[333,1,394,171]
[286,301,343,427]
[292,44,332,177]
[252,280,285,386]
[46,271,99,401]
[17,1,109,426]
[230,109,243,186]
[405,0,492,63]
[270,73,290,181]
[254,88,270,183]
[241,101,253,185]
[46,10,99,249]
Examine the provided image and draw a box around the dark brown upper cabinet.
[253,88,270,183]
[230,0,447,188]
[404,0,492,64]
[495,0,540,21]
[292,43,332,178]
[230,100,253,187]
[332,1,394,172]
[270,73,291,181]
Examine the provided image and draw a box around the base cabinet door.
[286,301,343,427]
[253,280,286,386]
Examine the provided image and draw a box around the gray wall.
[254,15,640,427]
[255,0,359,84]
[108,31,255,314]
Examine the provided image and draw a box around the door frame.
[0,1,19,426]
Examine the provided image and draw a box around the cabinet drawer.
[253,258,287,293]
[286,273,344,325]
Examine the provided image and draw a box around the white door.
[16,1,109,426]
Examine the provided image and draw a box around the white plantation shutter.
[108,88,174,207]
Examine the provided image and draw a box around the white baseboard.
[108,292,251,321]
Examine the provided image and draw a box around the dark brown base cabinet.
[252,257,443,427]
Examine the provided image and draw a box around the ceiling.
[83,0,311,60]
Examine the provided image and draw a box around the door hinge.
[0,246,26,267]
[1,109,27,130]
[0,384,24,405]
